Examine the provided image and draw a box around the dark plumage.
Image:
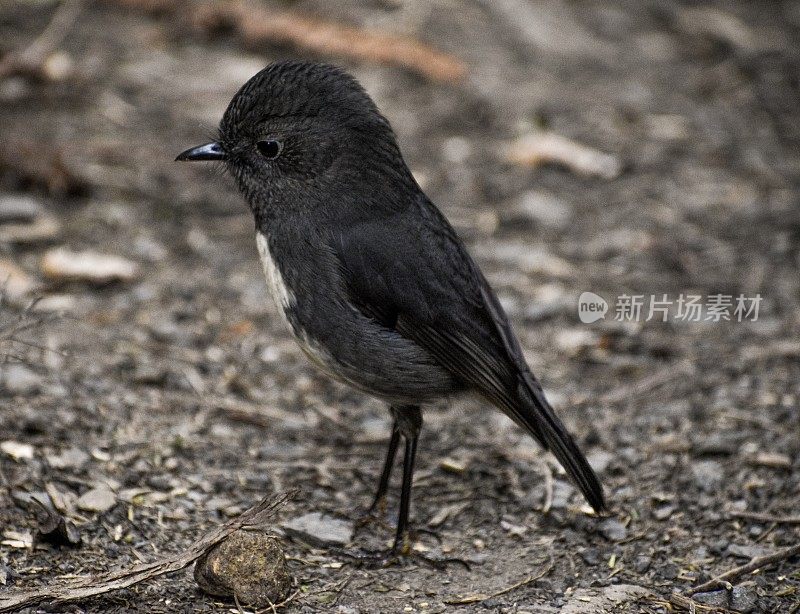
[177,60,605,555]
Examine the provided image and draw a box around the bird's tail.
[513,372,605,513]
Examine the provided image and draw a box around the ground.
[1,1,799,612]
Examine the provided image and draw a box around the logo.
[578,292,608,323]
[576,292,762,324]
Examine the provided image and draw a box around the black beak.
[175,142,226,162]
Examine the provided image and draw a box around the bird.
[176,60,604,557]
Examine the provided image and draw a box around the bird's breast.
[255,231,342,377]
[256,231,294,321]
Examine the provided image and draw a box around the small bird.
[177,60,604,556]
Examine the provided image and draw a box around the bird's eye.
[256,140,282,159]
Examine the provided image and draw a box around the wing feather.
[331,203,605,511]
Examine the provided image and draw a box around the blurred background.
[1,1,799,612]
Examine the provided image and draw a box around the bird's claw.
[353,497,393,532]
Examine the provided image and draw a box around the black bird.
[177,60,604,555]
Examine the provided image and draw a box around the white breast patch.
[255,232,340,376]
[256,232,294,327]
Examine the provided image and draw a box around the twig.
[255,588,300,614]
[444,558,553,604]
[0,299,59,364]
[689,542,800,595]
[669,592,737,613]
[729,511,800,525]
[0,0,84,79]
[0,491,294,613]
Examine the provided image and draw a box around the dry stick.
[0,491,294,613]
[0,301,57,364]
[190,2,467,84]
[729,511,800,525]
[689,542,800,595]
[101,0,466,82]
[669,593,737,613]
[106,0,466,82]
[255,589,300,614]
[0,0,85,79]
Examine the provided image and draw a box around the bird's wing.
[330,201,605,512]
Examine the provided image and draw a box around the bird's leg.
[336,404,469,569]
[369,421,400,515]
[355,418,400,531]
[390,405,422,555]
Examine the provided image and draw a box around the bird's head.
[176,61,411,220]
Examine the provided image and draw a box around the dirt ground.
[1,1,799,612]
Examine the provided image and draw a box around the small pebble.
[1,364,41,395]
[730,585,759,612]
[632,554,651,574]
[653,504,675,521]
[0,194,43,223]
[693,586,758,612]
[511,190,574,229]
[597,518,628,542]
[549,480,575,510]
[47,447,89,470]
[76,487,117,513]
[282,512,353,547]
[691,460,724,492]
[587,450,614,474]
[692,590,729,608]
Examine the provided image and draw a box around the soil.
[1,1,799,612]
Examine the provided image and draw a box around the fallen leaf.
[35,506,82,547]
[44,482,75,515]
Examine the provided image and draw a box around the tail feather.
[515,374,605,513]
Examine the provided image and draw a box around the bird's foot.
[353,497,393,532]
